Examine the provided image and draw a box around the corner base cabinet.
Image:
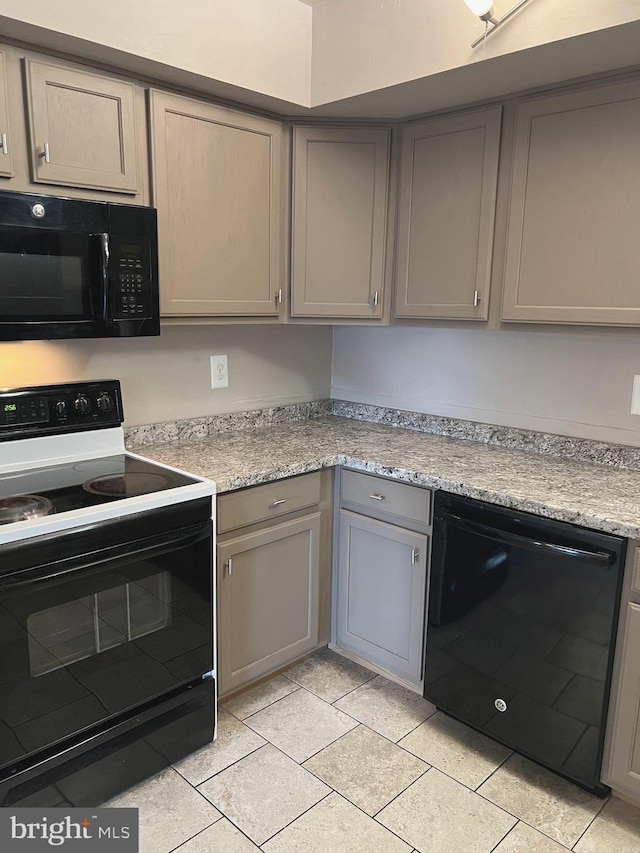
[335,470,431,685]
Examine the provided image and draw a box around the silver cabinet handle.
[373,291,379,308]
[411,548,420,565]
[271,498,287,507]
[224,559,233,576]
[276,288,283,305]
[42,142,50,164]
[369,493,385,501]
[473,290,481,307]
[0,133,8,156]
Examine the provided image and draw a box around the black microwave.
[0,190,159,340]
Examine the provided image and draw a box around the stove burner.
[83,472,170,498]
[0,494,53,525]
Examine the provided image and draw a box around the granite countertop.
[135,417,640,540]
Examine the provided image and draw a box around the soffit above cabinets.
[0,3,639,119]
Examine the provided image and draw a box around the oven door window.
[0,519,212,770]
[27,571,172,678]
[0,227,95,320]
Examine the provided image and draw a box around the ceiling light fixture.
[463,0,532,48]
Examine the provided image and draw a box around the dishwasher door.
[423,491,625,795]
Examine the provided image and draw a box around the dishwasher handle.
[436,510,614,568]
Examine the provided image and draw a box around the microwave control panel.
[112,239,152,320]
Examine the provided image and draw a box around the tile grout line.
[174,739,268,789]
[486,820,521,853]
[167,815,223,852]
[471,775,601,849]
[472,748,514,792]
[570,794,609,851]
[221,682,302,722]
[257,788,335,848]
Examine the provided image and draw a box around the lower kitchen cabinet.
[336,511,427,683]
[217,513,320,695]
[604,544,640,800]
[216,471,332,697]
[335,470,431,686]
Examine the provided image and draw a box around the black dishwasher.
[424,491,625,795]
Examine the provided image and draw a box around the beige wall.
[0,0,312,106]
[2,0,639,117]
[332,326,640,447]
[311,0,640,105]
[0,325,333,427]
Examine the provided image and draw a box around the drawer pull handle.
[224,559,233,576]
[1,133,8,156]
[411,548,420,565]
[271,499,287,507]
[369,493,385,501]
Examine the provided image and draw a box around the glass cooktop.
[0,455,198,525]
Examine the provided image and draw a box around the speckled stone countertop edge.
[329,400,640,471]
[126,398,640,471]
[214,457,341,494]
[338,455,640,540]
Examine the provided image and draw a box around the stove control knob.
[97,393,114,413]
[54,400,67,417]
[74,395,91,415]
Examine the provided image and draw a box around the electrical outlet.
[210,355,229,389]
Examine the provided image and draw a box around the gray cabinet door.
[217,512,320,695]
[0,51,12,178]
[291,126,390,318]
[605,602,640,797]
[501,80,640,325]
[25,60,138,193]
[150,90,283,317]
[395,106,501,320]
[336,510,428,684]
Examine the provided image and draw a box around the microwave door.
[0,227,100,340]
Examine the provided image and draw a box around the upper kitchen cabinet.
[150,90,283,317]
[24,60,138,194]
[291,126,391,319]
[394,106,501,321]
[502,80,640,326]
[0,52,13,178]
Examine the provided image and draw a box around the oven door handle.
[0,521,211,591]
[436,510,614,568]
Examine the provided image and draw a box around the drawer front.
[632,548,640,596]
[218,471,321,533]
[341,470,430,525]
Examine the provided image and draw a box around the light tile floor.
[105,648,640,853]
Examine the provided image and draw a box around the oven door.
[0,500,213,774]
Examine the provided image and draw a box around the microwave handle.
[99,232,110,320]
